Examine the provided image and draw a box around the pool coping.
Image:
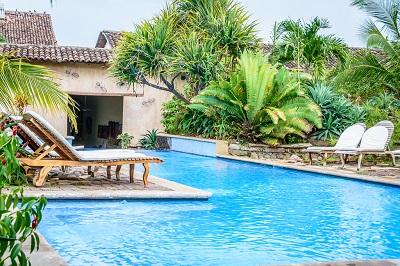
[20,170,212,200]
[217,154,400,187]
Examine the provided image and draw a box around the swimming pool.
[40,151,400,265]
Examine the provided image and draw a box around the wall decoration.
[65,69,79,78]
[96,81,107,93]
[142,98,155,107]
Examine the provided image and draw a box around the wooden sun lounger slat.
[17,111,163,187]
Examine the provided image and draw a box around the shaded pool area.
[40,151,400,265]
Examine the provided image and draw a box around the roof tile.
[0,10,57,45]
[0,44,112,64]
[95,30,123,48]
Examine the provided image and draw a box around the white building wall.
[29,61,174,142]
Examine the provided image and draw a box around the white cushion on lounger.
[335,126,388,154]
[307,123,366,151]
[76,150,145,161]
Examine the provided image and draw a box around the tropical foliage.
[0,120,47,266]
[335,0,400,98]
[111,0,261,103]
[0,52,77,128]
[139,129,160,150]
[0,187,47,266]
[306,82,366,141]
[362,92,400,147]
[271,17,348,79]
[117,133,134,149]
[190,51,322,145]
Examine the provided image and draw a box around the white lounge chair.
[17,111,163,187]
[335,126,390,170]
[386,150,400,166]
[305,123,366,166]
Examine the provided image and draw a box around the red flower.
[1,157,6,165]
[31,215,38,229]
[1,121,5,131]
[12,126,17,136]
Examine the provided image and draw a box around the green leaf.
[10,243,21,259]
[5,194,12,210]
[34,233,40,251]
[30,234,35,253]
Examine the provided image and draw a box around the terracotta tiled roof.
[0,44,113,64]
[95,30,123,48]
[0,10,57,45]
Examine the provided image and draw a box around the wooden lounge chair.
[304,123,366,166]
[17,111,163,187]
[5,115,84,155]
[335,125,391,170]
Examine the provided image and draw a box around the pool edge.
[217,154,400,187]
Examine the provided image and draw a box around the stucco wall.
[122,90,172,146]
[28,61,173,142]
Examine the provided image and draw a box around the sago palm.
[190,50,322,145]
[0,52,77,128]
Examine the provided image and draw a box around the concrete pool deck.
[16,156,400,265]
[14,166,212,200]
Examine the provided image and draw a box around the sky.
[1,0,368,47]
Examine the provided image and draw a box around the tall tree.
[271,17,348,79]
[335,0,400,98]
[110,0,261,104]
[0,52,77,127]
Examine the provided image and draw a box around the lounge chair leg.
[107,166,112,179]
[116,165,122,181]
[90,166,99,177]
[323,153,327,166]
[33,166,52,187]
[129,164,135,183]
[142,163,149,186]
[340,154,345,168]
[390,154,396,166]
[308,153,313,165]
[25,167,37,181]
[357,154,363,171]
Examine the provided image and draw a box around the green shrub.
[161,98,187,135]
[117,133,134,149]
[139,129,160,150]
[306,81,366,141]
[362,93,400,148]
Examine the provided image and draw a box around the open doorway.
[68,95,123,148]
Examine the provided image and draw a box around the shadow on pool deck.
[10,165,212,200]
[16,156,400,266]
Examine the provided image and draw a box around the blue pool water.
[40,151,400,265]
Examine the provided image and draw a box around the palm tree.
[271,17,348,79]
[335,0,400,98]
[0,52,77,128]
[190,50,322,145]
